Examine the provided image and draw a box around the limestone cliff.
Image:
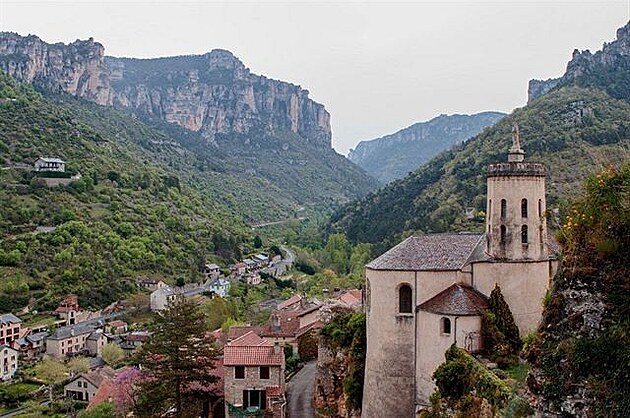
[0,32,332,147]
[527,77,560,103]
[348,112,505,184]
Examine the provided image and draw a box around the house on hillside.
[150,287,178,311]
[0,345,19,381]
[207,278,231,298]
[34,157,65,172]
[13,331,48,358]
[106,320,128,335]
[64,366,115,402]
[54,294,101,326]
[0,314,22,345]
[223,331,286,417]
[137,276,167,292]
[204,263,221,280]
[46,324,107,358]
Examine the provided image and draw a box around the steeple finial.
[508,122,525,162]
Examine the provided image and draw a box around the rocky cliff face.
[348,112,505,184]
[527,77,560,103]
[0,32,332,147]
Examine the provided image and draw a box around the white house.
[207,278,231,298]
[0,345,19,381]
[34,157,65,172]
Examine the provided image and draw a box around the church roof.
[417,283,489,316]
[366,233,484,271]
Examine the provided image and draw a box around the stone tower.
[486,123,548,260]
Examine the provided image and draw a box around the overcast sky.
[1,1,628,154]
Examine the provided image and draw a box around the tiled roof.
[260,311,302,337]
[295,320,323,338]
[227,325,264,341]
[229,331,271,347]
[338,289,362,307]
[277,294,302,310]
[77,366,116,389]
[417,283,489,316]
[48,324,96,340]
[224,346,284,366]
[367,233,484,271]
[266,385,283,397]
[109,320,126,328]
[0,313,22,325]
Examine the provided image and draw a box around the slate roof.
[0,313,22,325]
[47,324,96,340]
[366,233,485,271]
[37,157,64,163]
[417,283,489,316]
[78,366,116,389]
[224,332,283,366]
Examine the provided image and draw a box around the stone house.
[362,128,560,416]
[13,331,48,358]
[64,366,115,402]
[150,287,178,311]
[137,276,168,292]
[54,294,101,326]
[0,345,18,381]
[46,324,107,358]
[106,320,128,335]
[0,313,22,345]
[223,331,285,417]
[34,157,65,172]
[204,263,221,280]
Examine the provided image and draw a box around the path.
[251,217,305,228]
[286,361,317,418]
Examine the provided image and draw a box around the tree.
[102,343,125,367]
[253,235,263,248]
[33,359,67,402]
[78,401,116,418]
[488,284,521,350]
[67,356,90,377]
[135,297,219,417]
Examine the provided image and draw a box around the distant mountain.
[0,32,378,215]
[347,112,505,183]
[330,22,630,253]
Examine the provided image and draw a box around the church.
[362,125,559,417]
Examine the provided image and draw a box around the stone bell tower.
[486,123,548,260]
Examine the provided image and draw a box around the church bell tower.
[486,123,548,260]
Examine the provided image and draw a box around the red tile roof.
[224,346,284,366]
[338,290,362,306]
[260,311,302,338]
[277,294,302,311]
[227,325,264,341]
[266,385,282,397]
[229,331,271,347]
[417,283,489,316]
[367,233,484,271]
[295,320,323,338]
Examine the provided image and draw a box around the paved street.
[286,361,317,418]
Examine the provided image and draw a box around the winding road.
[286,361,317,418]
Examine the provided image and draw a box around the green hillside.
[0,73,260,311]
[330,87,630,253]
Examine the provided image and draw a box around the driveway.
[286,361,317,418]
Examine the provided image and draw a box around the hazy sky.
[1,1,628,154]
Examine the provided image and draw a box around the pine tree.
[489,284,522,351]
[135,297,219,417]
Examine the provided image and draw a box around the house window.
[500,225,507,244]
[500,199,507,219]
[259,366,270,379]
[521,198,528,218]
[235,366,245,379]
[521,225,528,244]
[442,317,451,335]
[398,284,412,313]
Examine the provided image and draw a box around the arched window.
[500,199,507,219]
[488,199,492,219]
[441,317,451,334]
[500,225,507,244]
[399,284,412,313]
[521,198,528,218]
[521,225,528,244]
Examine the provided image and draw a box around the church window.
[488,199,492,218]
[441,317,451,334]
[500,225,507,244]
[538,199,542,217]
[500,199,507,219]
[521,225,528,244]
[521,198,528,218]
[398,285,412,313]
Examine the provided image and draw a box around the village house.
[223,331,286,417]
[46,324,107,358]
[54,294,101,326]
[245,273,262,286]
[34,157,65,172]
[64,366,116,402]
[13,331,48,358]
[119,331,150,357]
[106,320,128,335]
[362,127,560,416]
[243,259,256,272]
[0,345,19,381]
[150,287,178,311]
[0,313,22,345]
[203,263,221,280]
[253,254,269,268]
[231,262,247,276]
[207,278,231,298]
[136,276,168,292]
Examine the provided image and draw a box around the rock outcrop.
[0,32,331,147]
[348,112,505,184]
[527,77,560,103]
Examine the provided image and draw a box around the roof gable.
[417,283,489,316]
[367,233,484,271]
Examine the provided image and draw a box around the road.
[286,361,317,418]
